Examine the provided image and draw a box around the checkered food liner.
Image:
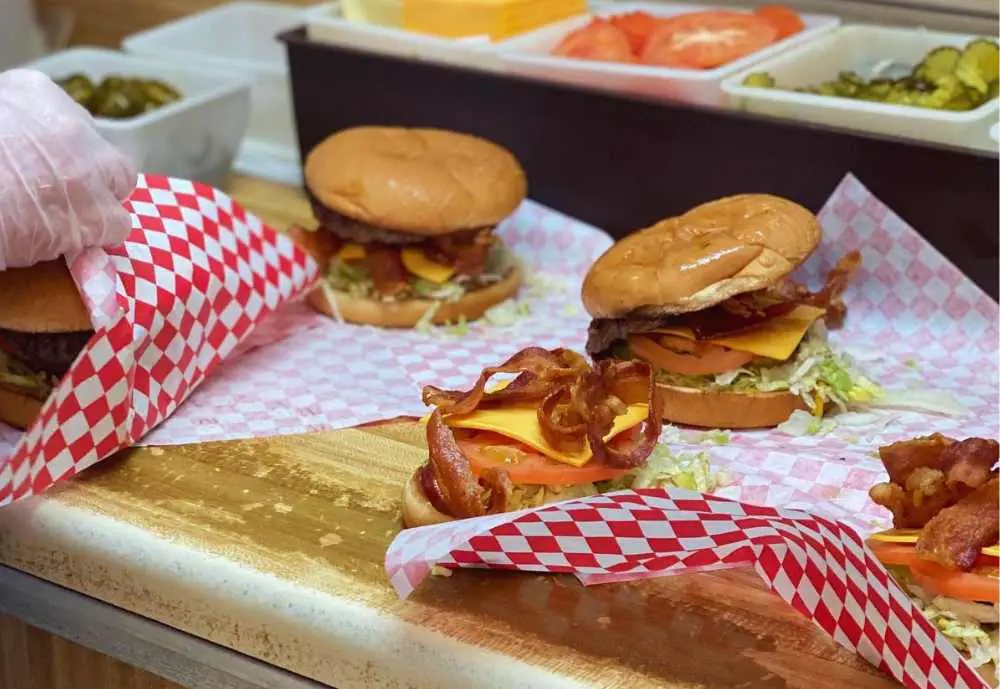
[136,199,613,445]
[386,487,989,689]
[0,175,317,504]
[384,173,999,529]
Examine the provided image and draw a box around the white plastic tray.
[123,1,319,185]
[495,3,841,107]
[721,25,1000,151]
[304,1,501,72]
[29,47,251,186]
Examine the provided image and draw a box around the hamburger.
[402,346,724,529]
[297,126,526,328]
[0,260,92,429]
[582,194,873,429]
[868,435,999,687]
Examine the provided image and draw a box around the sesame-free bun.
[582,194,821,320]
[657,382,808,429]
[401,471,455,529]
[0,260,91,333]
[308,264,523,328]
[0,386,44,430]
[305,127,527,236]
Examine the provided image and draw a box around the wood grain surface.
[1,613,180,689]
[1,422,897,689]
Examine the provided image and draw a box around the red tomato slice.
[608,11,662,54]
[753,5,806,40]
[911,559,999,603]
[868,541,922,567]
[628,333,754,376]
[456,430,632,486]
[552,18,636,64]
[640,11,778,69]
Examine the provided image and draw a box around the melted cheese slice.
[869,529,999,557]
[401,0,586,41]
[652,304,827,362]
[338,243,366,261]
[402,247,455,284]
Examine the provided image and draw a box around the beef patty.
[0,329,93,376]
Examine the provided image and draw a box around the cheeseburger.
[0,261,93,429]
[403,346,676,528]
[298,126,526,328]
[583,194,871,429]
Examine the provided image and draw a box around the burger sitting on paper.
[403,347,722,528]
[293,126,526,329]
[868,434,998,687]
[0,69,135,430]
[583,194,875,429]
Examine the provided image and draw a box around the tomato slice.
[456,430,632,486]
[868,541,921,567]
[552,18,636,64]
[753,5,806,40]
[640,11,778,69]
[628,333,754,376]
[911,559,999,603]
[609,11,662,54]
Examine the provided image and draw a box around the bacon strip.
[426,229,494,277]
[422,347,590,416]
[916,476,999,570]
[363,244,409,296]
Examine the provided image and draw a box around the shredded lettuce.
[698,429,731,445]
[507,482,598,511]
[867,388,969,416]
[599,446,726,494]
[921,600,999,670]
[483,299,530,327]
[443,315,470,336]
[777,409,838,436]
[657,326,880,413]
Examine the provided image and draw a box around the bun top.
[582,194,821,319]
[305,127,527,236]
[0,260,92,333]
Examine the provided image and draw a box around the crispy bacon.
[870,434,999,571]
[425,410,512,519]
[425,229,494,277]
[363,244,409,296]
[422,347,590,416]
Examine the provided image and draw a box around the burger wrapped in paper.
[292,126,526,329]
[582,194,874,429]
[403,346,726,528]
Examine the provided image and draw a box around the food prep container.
[123,1,320,185]
[29,47,251,185]
[721,25,1000,151]
[495,3,841,107]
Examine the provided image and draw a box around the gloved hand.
[0,68,136,270]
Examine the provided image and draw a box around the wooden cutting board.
[0,420,897,689]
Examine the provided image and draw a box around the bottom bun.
[977,662,997,689]
[308,265,523,328]
[401,471,454,529]
[0,386,44,430]
[657,382,808,429]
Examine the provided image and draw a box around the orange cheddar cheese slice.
[869,529,999,557]
[653,304,826,362]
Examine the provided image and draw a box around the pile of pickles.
[742,39,999,112]
[57,74,182,120]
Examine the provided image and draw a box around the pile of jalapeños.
[743,38,999,112]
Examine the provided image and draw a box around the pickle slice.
[955,39,999,94]
[912,46,960,86]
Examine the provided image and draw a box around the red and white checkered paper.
[135,199,613,445]
[386,487,990,689]
[385,174,999,529]
[0,175,317,504]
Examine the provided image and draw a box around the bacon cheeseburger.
[296,126,526,328]
[583,194,872,429]
[868,435,998,686]
[402,347,669,527]
[0,261,92,429]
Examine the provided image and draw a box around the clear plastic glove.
[0,68,136,270]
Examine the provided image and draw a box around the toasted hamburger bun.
[401,471,454,528]
[656,382,808,429]
[308,263,523,328]
[582,194,821,320]
[305,126,527,236]
[0,386,44,430]
[0,260,92,333]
